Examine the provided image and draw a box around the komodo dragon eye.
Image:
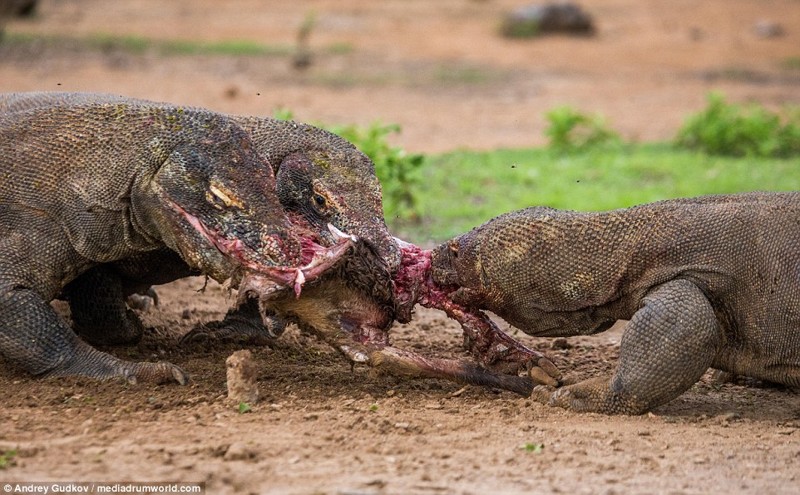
[207,183,243,209]
[448,240,459,258]
[313,194,327,209]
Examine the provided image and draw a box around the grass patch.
[398,143,800,243]
[3,31,298,57]
[544,106,620,151]
[780,56,800,70]
[0,449,18,469]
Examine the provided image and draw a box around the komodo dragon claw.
[43,338,189,385]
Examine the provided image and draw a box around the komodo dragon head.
[231,116,402,274]
[0,91,354,295]
[144,117,352,294]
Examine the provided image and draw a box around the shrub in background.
[327,122,424,221]
[675,92,800,158]
[544,106,620,151]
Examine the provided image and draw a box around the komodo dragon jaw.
[169,197,355,296]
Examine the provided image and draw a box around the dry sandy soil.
[1,1,800,494]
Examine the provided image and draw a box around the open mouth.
[170,201,355,296]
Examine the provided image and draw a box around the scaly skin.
[430,192,800,414]
[0,92,341,384]
[182,113,400,345]
[0,92,399,349]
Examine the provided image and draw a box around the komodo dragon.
[0,94,351,383]
[429,192,800,414]
[184,110,400,343]
[1,92,399,348]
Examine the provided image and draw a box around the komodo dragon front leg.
[536,279,722,414]
[64,249,195,347]
[0,236,187,384]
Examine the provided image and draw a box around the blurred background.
[1,0,799,241]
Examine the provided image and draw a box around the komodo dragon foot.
[46,337,188,385]
[0,285,187,385]
[531,280,720,414]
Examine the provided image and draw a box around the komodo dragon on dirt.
[0,93,354,384]
[423,192,800,414]
[1,92,400,352]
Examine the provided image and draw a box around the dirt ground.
[1,1,800,494]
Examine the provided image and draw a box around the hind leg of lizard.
[535,279,721,414]
[65,265,145,346]
[0,285,186,384]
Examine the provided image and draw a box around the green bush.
[544,106,620,151]
[675,93,800,157]
[328,122,424,221]
[272,110,423,220]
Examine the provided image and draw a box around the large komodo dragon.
[1,92,400,354]
[429,192,800,414]
[0,94,360,384]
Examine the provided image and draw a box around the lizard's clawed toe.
[531,384,557,404]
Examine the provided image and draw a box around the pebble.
[226,350,259,404]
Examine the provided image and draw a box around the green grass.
[2,31,348,57]
[676,93,800,158]
[396,143,800,243]
[0,449,17,469]
[780,56,800,70]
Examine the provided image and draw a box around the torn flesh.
[236,234,541,396]
[172,198,354,296]
[392,240,562,387]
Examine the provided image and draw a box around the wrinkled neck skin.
[128,159,237,284]
[128,141,252,283]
